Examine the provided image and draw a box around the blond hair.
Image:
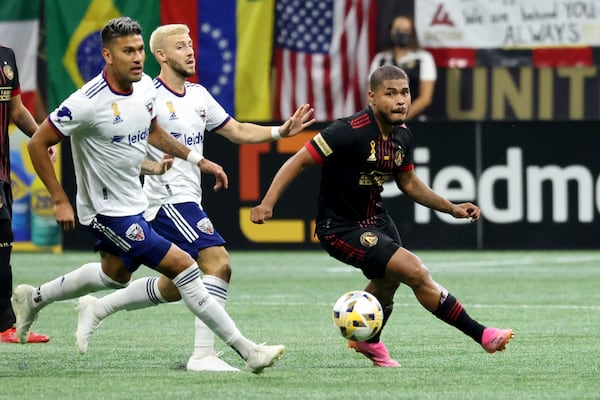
[149,24,190,54]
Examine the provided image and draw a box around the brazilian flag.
[45,0,160,110]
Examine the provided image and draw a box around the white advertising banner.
[415,0,600,48]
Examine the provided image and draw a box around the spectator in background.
[0,45,52,343]
[369,15,437,120]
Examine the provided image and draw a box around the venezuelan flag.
[196,0,274,121]
[45,0,160,109]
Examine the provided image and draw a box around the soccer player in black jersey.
[251,65,513,367]
[0,45,50,343]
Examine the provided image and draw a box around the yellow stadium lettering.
[239,208,305,243]
[445,66,598,120]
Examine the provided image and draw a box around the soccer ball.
[332,290,383,341]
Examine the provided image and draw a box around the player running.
[251,65,513,367]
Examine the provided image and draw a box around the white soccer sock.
[34,262,128,310]
[192,275,229,357]
[172,264,255,359]
[94,276,167,320]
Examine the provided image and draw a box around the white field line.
[230,299,600,311]
[324,254,600,273]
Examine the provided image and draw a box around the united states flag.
[274,0,377,121]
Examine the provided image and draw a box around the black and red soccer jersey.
[305,107,414,225]
[0,46,20,183]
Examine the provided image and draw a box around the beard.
[171,62,195,78]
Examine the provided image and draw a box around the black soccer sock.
[367,302,393,343]
[433,293,485,343]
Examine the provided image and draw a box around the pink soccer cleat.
[0,326,49,343]
[348,340,400,367]
[481,327,514,354]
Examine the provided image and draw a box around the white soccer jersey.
[48,71,157,225]
[143,78,230,220]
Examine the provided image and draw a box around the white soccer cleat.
[75,295,101,354]
[186,351,240,372]
[12,284,38,344]
[245,343,285,374]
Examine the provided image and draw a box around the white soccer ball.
[332,290,383,341]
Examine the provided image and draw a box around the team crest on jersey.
[3,64,14,80]
[145,100,154,115]
[196,217,214,235]
[359,232,378,247]
[394,147,405,166]
[125,223,145,241]
[166,101,178,120]
[111,102,123,124]
[55,106,73,125]
[196,108,206,122]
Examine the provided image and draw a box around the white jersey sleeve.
[369,51,394,76]
[416,50,437,81]
[48,72,156,225]
[143,78,230,220]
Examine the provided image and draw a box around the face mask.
[391,32,411,48]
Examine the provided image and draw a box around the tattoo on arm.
[14,109,38,137]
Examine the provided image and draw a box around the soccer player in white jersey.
[72,23,315,372]
[12,17,285,374]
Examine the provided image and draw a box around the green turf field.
[1,250,599,399]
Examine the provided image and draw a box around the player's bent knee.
[157,275,181,301]
[197,246,232,280]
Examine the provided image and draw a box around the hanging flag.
[44,0,160,110]
[274,0,377,121]
[0,0,39,112]
[197,0,274,121]
[160,0,198,83]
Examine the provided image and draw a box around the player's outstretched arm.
[395,169,481,222]
[147,119,193,160]
[250,147,316,224]
[148,120,228,191]
[217,104,315,144]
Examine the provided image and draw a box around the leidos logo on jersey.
[171,131,203,146]
[111,128,149,145]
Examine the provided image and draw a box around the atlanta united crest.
[359,231,378,247]
[3,64,14,80]
[394,147,405,166]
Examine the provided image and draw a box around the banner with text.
[415,0,600,48]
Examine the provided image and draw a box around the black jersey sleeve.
[305,119,353,165]
[393,124,415,171]
[0,47,20,94]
